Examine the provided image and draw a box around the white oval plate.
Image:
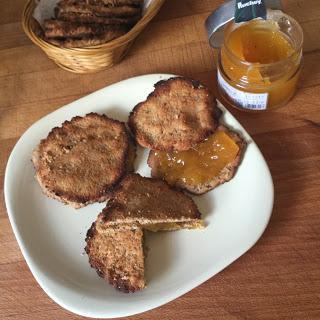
[4,74,273,318]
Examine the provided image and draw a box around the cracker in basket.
[45,25,128,47]
[81,0,143,7]
[57,1,142,17]
[55,11,141,26]
[44,19,128,38]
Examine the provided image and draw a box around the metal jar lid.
[205,0,283,48]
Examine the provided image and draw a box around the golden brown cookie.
[32,113,135,208]
[129,77,217,151]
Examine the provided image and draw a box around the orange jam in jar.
[217,11,303,111]
[152,130,240,186]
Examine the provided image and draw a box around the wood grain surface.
[1,0,320,319]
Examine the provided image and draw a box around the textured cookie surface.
[99,173,203,229]
[85,215,145,293]
[32,113,135,208]
[85,173,203,293]
[88,0,143,5]
[129,77,217,151]
[45,27,127,48]
[57,0,141,17]
[55,11,140,25]
[44,19,128,38]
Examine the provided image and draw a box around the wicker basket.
[22,0,166,73]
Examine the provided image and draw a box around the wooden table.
[1,1,320,319]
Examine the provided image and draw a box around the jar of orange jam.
[215,10,303,111]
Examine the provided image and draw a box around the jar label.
[235,0,266,23]
[217,70,268,110]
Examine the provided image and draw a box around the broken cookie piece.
[85,215,145,293]
[85,174,204,293]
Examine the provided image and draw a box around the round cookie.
[32,113,135,208]
[129,77,217,151]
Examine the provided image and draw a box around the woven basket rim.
[22,0,165,52]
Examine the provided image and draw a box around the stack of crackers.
[43,0,143,48]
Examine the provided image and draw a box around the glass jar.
[217,10,303,112]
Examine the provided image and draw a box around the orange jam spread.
[153,130,239,185]
[227,20,294,64]
[220,19,301,110]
